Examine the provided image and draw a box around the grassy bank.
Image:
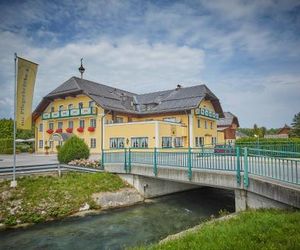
[0,172,127,226]
[135,209,300,250]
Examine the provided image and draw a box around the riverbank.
[135,209,300,250]
[0,172,138,228]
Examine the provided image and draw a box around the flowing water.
[0,188,234,250]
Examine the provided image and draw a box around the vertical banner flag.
[16,57,38,130]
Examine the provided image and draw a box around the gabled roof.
[33,77,224,119]
[277,124,291,134]
[217,112,239,127]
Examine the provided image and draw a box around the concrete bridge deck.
[103,148,300,211]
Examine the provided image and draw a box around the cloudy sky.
[0,0,299,128]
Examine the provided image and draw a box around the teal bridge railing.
[101,145,300,187]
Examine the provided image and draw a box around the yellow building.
[33,77,224,154]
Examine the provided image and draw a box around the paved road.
[0,153,100,167]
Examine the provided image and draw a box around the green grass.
[134,209,300,250]
[0,172,127,226]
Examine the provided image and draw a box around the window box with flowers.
[88,127,95,132]
[77,127,84,133]
[66,128,73,133]
[56,128,63,133]
[47,129,54,134]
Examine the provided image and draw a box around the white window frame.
[79,119,85,128]
[110,138,125,149]
[131,137,148,148]
[162,137,172,148]
[39,140,43,149]
[90,138,96,148]
[39,123,43,132]
[174,137,183,147]
[90,118,96,128]
[58,121,63,129]
[68,120,73,128]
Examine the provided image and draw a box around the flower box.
[88,126,95,132]
[77,127,84,133]
[47,129,54,134]
[56,128,62,133]
[66,127,73,133]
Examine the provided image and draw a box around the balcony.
[194,108,219,120]
[42,107,97,120]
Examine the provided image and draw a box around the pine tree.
[289,112,300,137]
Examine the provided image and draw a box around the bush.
[0,138,13,154]
[16,144,31,152]
[57,136,90,164]
[3,148,20,154]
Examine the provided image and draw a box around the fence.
[102,147,300,186]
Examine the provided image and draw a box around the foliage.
[0,138,14,154]
[135,209,300,250]
[16,143,31,152]
[57,136,90,164]
[0,118,34,139]
[238,127,279,138]
[236,137,300,144]
[0,172,127,226]
[289,112,300,138]
[68,159,101,168]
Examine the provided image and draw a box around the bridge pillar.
[235,189,292,212]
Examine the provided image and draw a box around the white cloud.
[0,31,205,118]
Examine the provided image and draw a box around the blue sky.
[0,0,299,128]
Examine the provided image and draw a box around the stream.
[0,187,235,250]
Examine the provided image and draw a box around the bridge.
[102,147,300,211]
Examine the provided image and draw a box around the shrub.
[57,136,90,164]
[3,148,20,154]
[16,144,31,152]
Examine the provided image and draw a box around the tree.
[58,136,90,164]
[289,112,300,138]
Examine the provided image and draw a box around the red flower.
[77,127,84,133]
[88,126,95,132]
[55,128,62,133]
[66,128,73,133]
[47,129,54,134]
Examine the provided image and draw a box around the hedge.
[0,138,14,154]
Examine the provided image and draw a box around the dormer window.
[78,102,83,109]
[68,104,73,110]
[59,105,64,111]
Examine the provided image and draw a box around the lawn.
[135,209,300,250]
[0,172,127,226]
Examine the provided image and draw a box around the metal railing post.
[128,148,131,173]
[244,147,249,187]
[101,150,105,170]
[188,147,192,180]
[153,147,157,176]
[236,147,241,185]
[124,148,127,173]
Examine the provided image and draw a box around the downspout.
[101,110,112,151]
[185,110,190,148]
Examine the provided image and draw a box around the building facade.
[217,112,239,145]
[33,77,224,153]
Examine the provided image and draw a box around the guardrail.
[102,147,300,186]
[0,164,103,177]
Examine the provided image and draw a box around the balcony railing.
[42,107,97,120]
[194,108,219,120]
